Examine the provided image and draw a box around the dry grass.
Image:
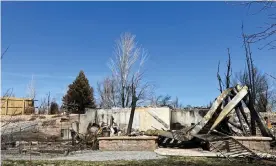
[28,117,37,121]
[38,116,46,119]
[2,157,276,166]
[51,114,62,118]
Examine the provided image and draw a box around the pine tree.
[62,70,96,114]
[49,101,59,114]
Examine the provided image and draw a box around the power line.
[265,73,276,80]
[1,45,10,59]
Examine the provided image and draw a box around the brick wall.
[231,137,272,152]
[99,136,158,151]
[238,140,271,152]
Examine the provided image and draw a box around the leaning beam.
[209,86,248,132]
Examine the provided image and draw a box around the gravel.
[2,150,166,161]
[1,121,38,134]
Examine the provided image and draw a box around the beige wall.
[137,107,170,131]
[79,107,171,134]
[171,109,207,127]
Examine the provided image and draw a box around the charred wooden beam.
[232,87,251,131]
[248,102,274,138]
[210,85,248,132]
[189,88,233,137]
[238,103,251,129]
[228,120,242,131]
[234,107,248,136]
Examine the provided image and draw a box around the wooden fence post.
[22,99,25,115]
[5,99,8,115]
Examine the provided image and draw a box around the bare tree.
[232,1,276,133]
[127,61,151,134]
[26,75,36,100]
[109,33,147,108]
[160,95,172,107]
[38,93,51,114]
[172,96,179,109]
[242,29,258,134]
[109,32,151,135]
[150,95,163,107]
[38,96,47,114]
[217,61,224,93]
[150,94,181,109]
[234,67,275,112]
[97,76,117,108]
[2,88,15,98]
[225,48,232,89]
[217,48,232,92]
[243,1,276,50]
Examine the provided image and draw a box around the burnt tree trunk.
[127,96,138,135]
[127,105,136,135]
[248,94,257,135]
[121,85,125,108]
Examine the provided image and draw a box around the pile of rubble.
[2,84,276,162]
[148,85,276,161]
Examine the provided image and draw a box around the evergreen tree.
[49,101,59,114]
[62,70,96,114]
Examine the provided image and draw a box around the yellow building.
[1,97,35,115]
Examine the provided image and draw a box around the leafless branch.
[109,32,152,134]
[97,77,118,108]
[217,61,223,93]
[2,88,14,98]
[217,48,232,92]
[26,75,36,100]
[109,32,150,108]
[225,48,232,89]
[266,73,276,80]
[242,1,275,15]
[241,1,276,50]
[1,89,18,128]
[1,45,10,59]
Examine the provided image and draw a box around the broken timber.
[157,84,274,146]
[188,84,274,140]
[209,85,248,132]
[189,88,233,138]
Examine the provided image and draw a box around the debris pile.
[153,85,276,160]
[2,84,276,161]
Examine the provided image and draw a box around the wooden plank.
[22,99,25,115]
[235,107,247,136]
[233,87,251,130]
[238,103,251,128]
[241,100,274,138]
[249,103,274,138]
[189,88,233,137]
[5,99,8,115]
[228,120,242,131]
[209,86,248,132]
